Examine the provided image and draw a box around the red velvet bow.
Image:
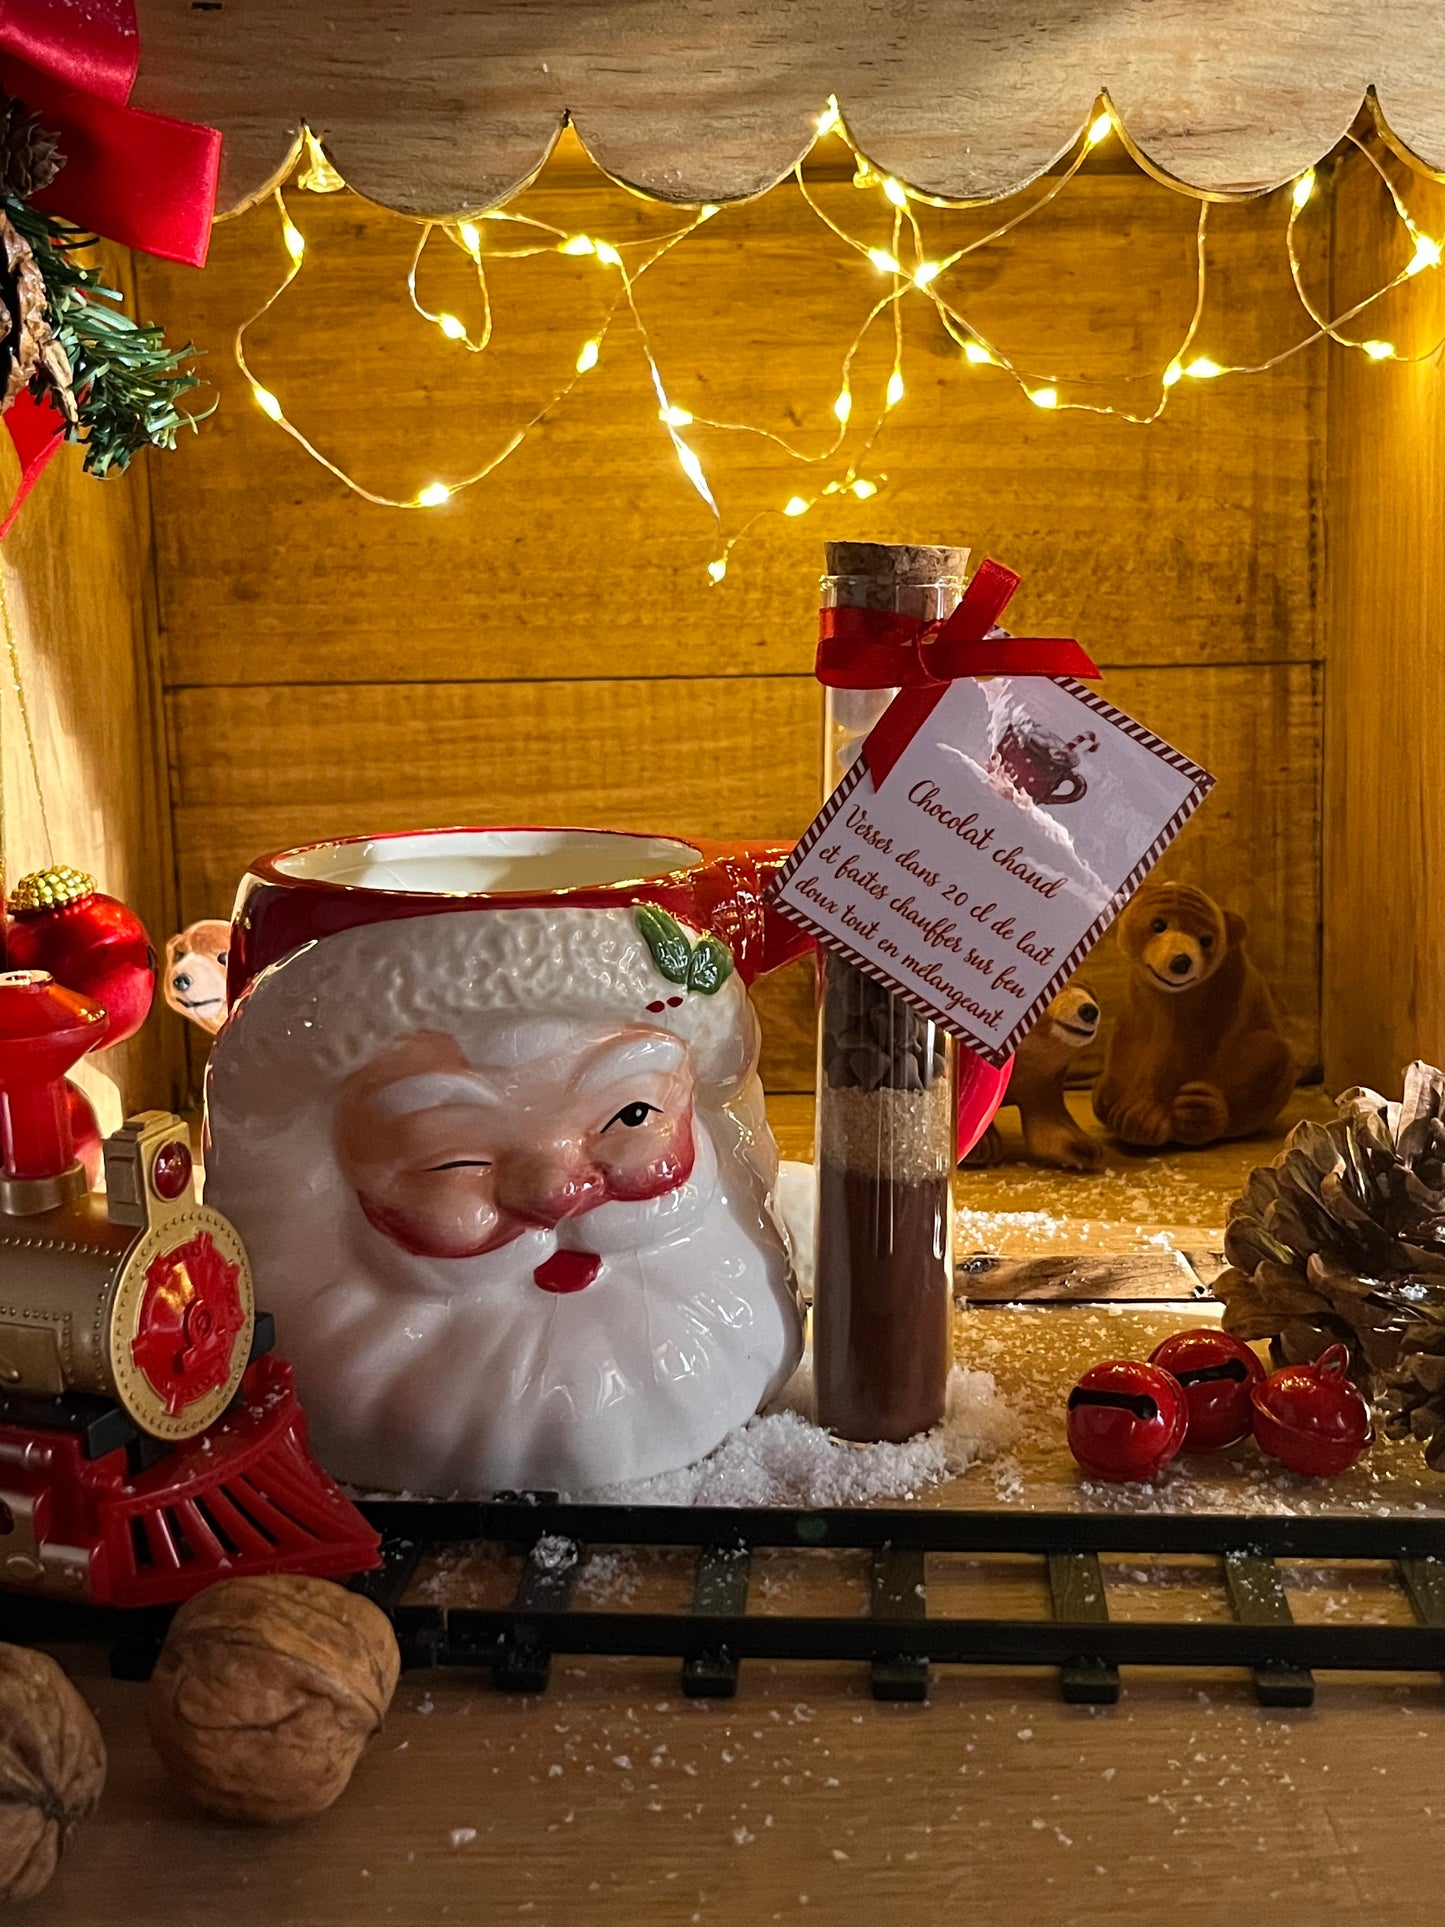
[816,557,1100,783]
[0,0,222,535]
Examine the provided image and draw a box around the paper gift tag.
[770,676,1214,1066]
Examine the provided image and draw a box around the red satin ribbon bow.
[0,0,222,536]
[816,557,1100,784]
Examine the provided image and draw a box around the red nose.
[493,1152,605,1227]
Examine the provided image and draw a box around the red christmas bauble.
[1066,1360,1188,1482]
[1251,1344,1374,1476]
[64,1080,102,1188]
[6,867,155,1047]
[1148,1327,1266,1452]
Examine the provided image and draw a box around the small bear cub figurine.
[1093,881,1295,1149]
[965,981,1104,1171]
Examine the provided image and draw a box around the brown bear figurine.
[965,982,1104,1171]
[1093,882,1296,1150]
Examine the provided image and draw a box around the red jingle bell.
[1066,1360,1189,1482]
[5,866,155,1048]
[1251,1344,1374,1477]
[1148,1327,1266,1452]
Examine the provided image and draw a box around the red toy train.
[0,963,378,1608]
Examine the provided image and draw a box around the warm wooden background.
[136,136,1325,1096]
[1325,165,1445,1096]
[0,251,179,1113]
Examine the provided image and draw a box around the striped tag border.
[767,677,1215,1067]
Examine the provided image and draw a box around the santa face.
[206,985,803,1497]
[335,1025,699,1287]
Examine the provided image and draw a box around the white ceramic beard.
[210,1105,802,1495]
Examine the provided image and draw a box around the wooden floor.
[28,1088,1445,1927]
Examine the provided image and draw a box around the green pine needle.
[4,197,211,475]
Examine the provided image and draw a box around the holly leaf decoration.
[635,905,692,985]
[687,935,735,995]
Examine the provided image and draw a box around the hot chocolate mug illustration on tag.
[204,828,814,1498]
[990,721,1099,806]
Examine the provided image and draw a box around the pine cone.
[0,95,62,201]
[0,210,54,414]
[1217,1060,1445,1468]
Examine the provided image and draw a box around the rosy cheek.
[358,1175,507,1259]
[600,1116,696,1202]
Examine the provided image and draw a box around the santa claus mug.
[205,826,825,1498]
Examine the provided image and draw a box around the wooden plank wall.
[1324,157,1445,1094]
[138,139,1325,1093]
[0,272,181,1113]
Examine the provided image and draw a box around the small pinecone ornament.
[0,95,61,202]
[1217,1060,1445,1467]
[0,209,55,414]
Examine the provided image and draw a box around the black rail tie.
[1048,1551,1120,1704]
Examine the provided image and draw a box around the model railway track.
[347,1496,1445,1708]
[10,1496,1445,1708]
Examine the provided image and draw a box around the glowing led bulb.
[1292,170,1316,211]
[868,248,902,275]
[963,341,996,366]
[1087,112,1113,147]
[783,496,810,517]
[416,482,451,507]
[659,404,693,426]
[559,234,596,256]
[886,368,905,407]
[851,478,878,499]
[834,388,852,423]
[912,260,943,287]
[575,339,600,373]
[298,129,344,194]
[882,177,908,209]
[252,385,283,421]
[1185,356,1224,379]
[594,241,623,267]
[1028,386,1058,409]
[816,99,841,136]
[282,220,306,261]
[1162,359,1184,387]
[707,558,728,583]
[437,313,467,340]
[1362,338,1396,360]
[1408,232,1442,276]
[458,221,482,256]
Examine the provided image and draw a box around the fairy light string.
[233,101,1445,580]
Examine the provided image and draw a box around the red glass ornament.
[7,881,155,1047]
[1251,1343,1374,1476]
[64,1080,102,1188]
[1148,1327,1267,1452]
[1066,1360,1189,1482]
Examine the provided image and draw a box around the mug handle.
[690,842,815,986]
[1049,771,1087,805]
[957,1043,1012,1159]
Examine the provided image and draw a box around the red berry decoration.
[1066,1360,1188,1482]
[1148,1327,1266,1452]
[1251,1343,1374,1477]
[6,867,155,1047]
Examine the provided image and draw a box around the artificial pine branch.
[4,197,210,475]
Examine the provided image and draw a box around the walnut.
[0,1645,105,1900]
[146,1574,400,1823]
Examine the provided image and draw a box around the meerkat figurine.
[964,982,1103,1172]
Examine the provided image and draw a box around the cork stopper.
[8,866,96,915]
[824,542,970,583]
[823,542,971,616]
